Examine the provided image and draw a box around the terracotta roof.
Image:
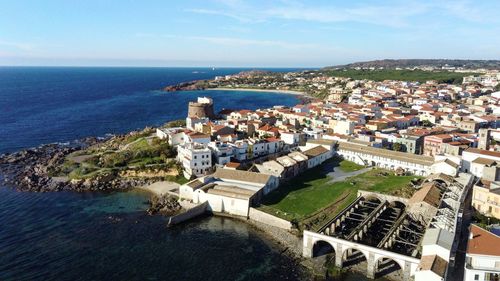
[467,224,500,256]
[225,162,241,169]
[472,157,497,166]
[417,255,448,277]
[212,168,272,185]
[409,182,442,207]
[303,146,329,158]
[465,148,500,159]
[187,132,210,139]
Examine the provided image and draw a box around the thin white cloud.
[186,1,430,28]
[184,8,263,23]
[0,40,35,51]
[187,35,316,49]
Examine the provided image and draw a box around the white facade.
[186,117,209,130]
[177,144,212,179]
[208,141,234,166]
[230,140,248,161]
[464,225,500,281]
[280,131,301,145]
[430,160,459,177]
[465,255,500,281]
[179,169,279,217]
[331,119,355,135]
[337,143,434,176]
[462,149,500,174]
[307,152,329,169]
[156,127,185,146]
[303,127,323,140]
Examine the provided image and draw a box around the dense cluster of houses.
[158,72,500,280]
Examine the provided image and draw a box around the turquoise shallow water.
[0,67,309,280]
[0,187,307,280]
[0,67,377,280]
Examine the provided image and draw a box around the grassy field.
[326,69,475,84]
[338,160,364,172]
[50,129,185,183]
[258,161,419,225]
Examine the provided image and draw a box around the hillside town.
[156,70,500,281]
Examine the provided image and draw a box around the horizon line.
[0,65,321,69]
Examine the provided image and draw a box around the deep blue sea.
[0,67,370,281]
[0,67,308,281]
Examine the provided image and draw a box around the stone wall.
[248,207,292,230]
[357,190,409,205]
[167,201,208,226]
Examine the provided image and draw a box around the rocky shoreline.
[163,80,207,92]
[146,194,181,215]
[0,136,156,193]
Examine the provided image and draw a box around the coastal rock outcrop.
[0,137,157,192]
[163,81,206,92]
[147,194,181,215]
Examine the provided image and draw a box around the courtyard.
[257,159,420,229]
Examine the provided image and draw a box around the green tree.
[421,120,433,127]
[392,142,403,152]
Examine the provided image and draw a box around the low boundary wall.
[248,207,292,231]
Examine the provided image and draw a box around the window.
[474,274,479,280]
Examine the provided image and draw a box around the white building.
[229,140,249,161]
[464,225,500,281]
[337,141,434,176]
[303,127,323,140]
[177,143,212,179]
[462,148,500,175]
[330,119,355,135]
[280,131,301,145]
[302,145,330,169]
[208,141,234,166]
[179,168,279,217]
[186,116,209,130]
[156,127,185,146]
[155,127,210,146]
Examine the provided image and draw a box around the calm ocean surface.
[0,67,368,281]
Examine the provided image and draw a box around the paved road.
[326,167,372,184]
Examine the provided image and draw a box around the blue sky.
[0,0,499,67]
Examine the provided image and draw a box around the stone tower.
[188,97,215,119]
[478,128,491,150]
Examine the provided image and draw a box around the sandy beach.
[206,87,310,97]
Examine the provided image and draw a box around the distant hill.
[326,59,500,70]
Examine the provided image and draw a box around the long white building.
[336,141,435,176]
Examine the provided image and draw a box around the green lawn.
[338,160,364,172]
[258,165,418,222]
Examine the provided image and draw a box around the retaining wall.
[248,207,292,231]
[168,201,208,226]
